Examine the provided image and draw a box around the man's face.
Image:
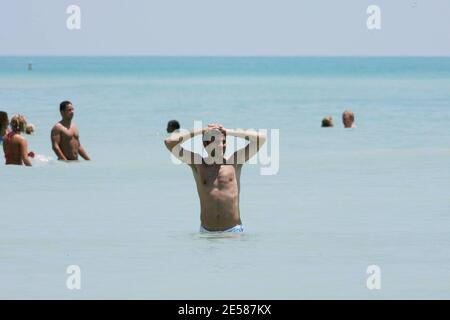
[61,104,75,120]
[203,130,226,158]
[342,112,354,127]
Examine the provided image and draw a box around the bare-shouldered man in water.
[51,101,90,161]
[164,123,266,233]
[342,110,356,128]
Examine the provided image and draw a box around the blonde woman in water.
[3,115,35,166]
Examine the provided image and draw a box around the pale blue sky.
[1,0,449,56]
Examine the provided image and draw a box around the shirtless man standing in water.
[164,124,266,233]
[51,101,90,161]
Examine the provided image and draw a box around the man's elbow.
[258,133,267,146]
[52,145,63,156]
[164,139,177,151]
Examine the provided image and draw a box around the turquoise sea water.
[1,57,449,299]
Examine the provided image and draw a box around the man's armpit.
[189,163,199,173]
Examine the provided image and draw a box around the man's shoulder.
[52,123,62,130]
[52,122,77,131]
[191,159,215,174]
[223,156,243,170]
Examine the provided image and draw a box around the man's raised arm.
[164,128,204,166]
[227,128,267,165]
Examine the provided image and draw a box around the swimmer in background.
[51,101,90,161]
[342,110,356,128]
[0,111,9,145]
[164,123,266,233]
[25,124,35,135]
[321,116,334,128]
[166,120,180,134]
[3,115,34,166]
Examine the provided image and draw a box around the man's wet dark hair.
[167,120,180,133]
[60,100,72,112]
[0,111,8,126]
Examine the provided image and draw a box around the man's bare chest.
[197,165,239,188]
[60,128,78,140]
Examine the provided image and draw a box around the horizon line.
[1,54,450,58]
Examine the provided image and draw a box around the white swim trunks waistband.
[199,225,244,233]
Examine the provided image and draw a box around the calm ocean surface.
[1,57,449,299]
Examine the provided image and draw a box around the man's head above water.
[166,120,180,133]
[321,116,334,128]
[342,110,355,128]
[60,100,74,121]
[202,124,227,159]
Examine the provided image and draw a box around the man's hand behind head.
[207,123,226,136]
